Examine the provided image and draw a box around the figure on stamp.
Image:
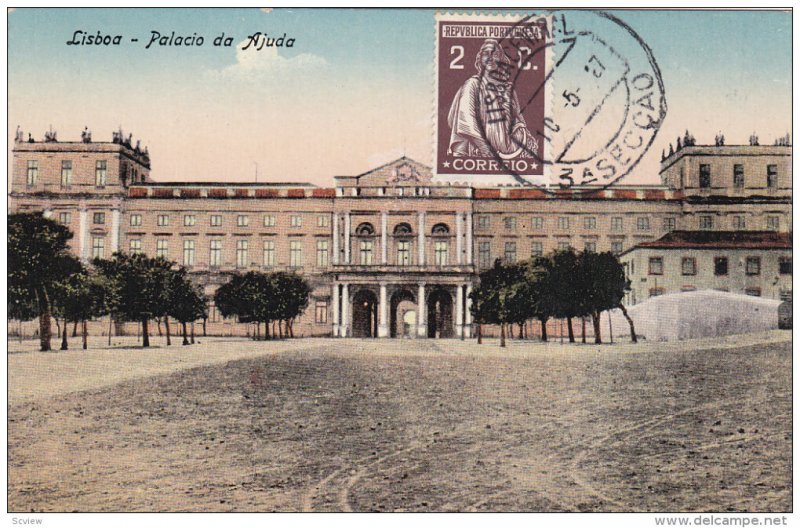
[447,39,538,160]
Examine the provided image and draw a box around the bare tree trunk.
[500,323,506,348]
[202,317,207,337]
[592,312,602,344]
[289,319,295,338]
[156,317,163,337]
[36,286,52,351]
[618,304,638,343]
[255,322,261,341]
[278,321,283,339]
[477,323,482,344]
[82,320,88,350]
[191,322,195,344]
[19,320,23,344]
[72,320,79,337]
[567,316,575,343]
[182,322,189,345]
[108,315,113,346]
[60,318,69,350]
[540,317,548,342]
[165,315,172,346]
[141,317,150,348]
[519,322,525,340]
[581,317,586,343]
[265,320,271,340]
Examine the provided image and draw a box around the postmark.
[434,11,667,191]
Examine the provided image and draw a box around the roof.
[625,231,791,252]
[135,181,316,188]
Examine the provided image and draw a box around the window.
[315,301,328,324]
[263,214,276,227]
[317,215,330,228]
[26,160,38,186]
[209,239,222,267]
[290,240,303,267]
[263,240,275,267]
[58,212,71,224]
[359,240,373,265]
[235,239,248,268]
[316,240,329,267]
[156,239,169,259]
[611,217,623,231]
[745,287,761,297]
[431,223,450,236]
[209,305,220,323]
[779,257,792,275]
[611,241,623,255]
[699,216,714,230]
[681,257,697,276]
[767,165,778,189]
[531,217,544,230]
[157,215,169,227]
[237,215,249,227]
[290,215,302,227]
[746,257,761,275]
[504,242,517,263]
[183,240,196,266]
[357,223,376,236]
[95,160,107,187]
[558,217,569,230]
[558,241,571,252]
[434,241,449,265]
[531,241,543,257]
[649,287,665,298]
[91,236,105,259]
[129,239,142,255]
[648,257,663,275]
[732,215,746,230]
[663,217,676,231]
[699,164,711,188]
[766,216,780,231]
[584,217,597,230]
[637,217,650,231]
[478,241,491,268]
[60,161,72,187]
[93,212,105,225]
[584,241,597,253]
[397,240,411,266]
[183,215,196,227]
[733,164,744,188]
[394,223,413,236]
[503,217,517,230]
[210,215,222,227]
[129,214,142,227]
[477,215,490,229]
[714,257,728,276]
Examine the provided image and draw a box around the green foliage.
[92,252,174,323]
[213,270,310,329]
[52,267,110,323]
[167,269,208,324]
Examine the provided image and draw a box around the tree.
[52,268,110,350]
[9,213,81,351]
[168,271,208,345]
[271,272,311,338]
[577,251,636,343]
[8,284,38,343]
[469,259,529,347]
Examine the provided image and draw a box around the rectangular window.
[584,217,597,230]
[714,257,729,276]
[397,240,411,266]
[58,212,71,224]
[504,241,517,263]
[663,217,676,231]
[767,165,778,188]
[157,215,169,227]
[317,215,330,228]
[237,215,249,227]
[315,301,328,324]
[531,241,543,258]
[611,217,623,231]
[290,240,303,267]
[503,217,517,230]
[210,215,223,227]
[681,257,697,276]
[60,160,72,187]
[130,214,142,227]
[235,239,248,268]
[766,216,780,231]
[209,305,220,323]
[531,216,544,230]
[26,160,38,186]
[584,241,597,253]
[745,287,761,297]
[611,241,623,255]
[91,236,105,259]
[263,240,275,267]
[558,241,571,252]
[359,240,373,265]
[183,215,196,227]
[129,239,142,254]
[264,214,276,227]
[558,217,570,230]
[648,257,663,275]
[209,239,222,267]
[156,239,169,259]
[649,287,665,298]
[637,217,650,231]
[478,241,491,268]
[699,164,711,188]
[733,164,744,188]
[183,239,196,266]
[699,216,714,230]
[477,215,490,229]
[779,257,792,275]
[95,160,107,187]
[434,241,449,266]
[746,257,761,275]
[93,212,105,224]
[317,240,329,267]
[732,215,746,230]
[290,215,302,227]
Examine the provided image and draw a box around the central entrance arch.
[427,288,454,338]
[352,289,378,338]
[390,288,416,338]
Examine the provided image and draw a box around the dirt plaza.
[7,332,792,512]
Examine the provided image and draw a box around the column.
[331,283,340,337]
[78,205,88,261]
[465,212,473,265]
[381,212,388,265]
[465,284,473,338]
[332,213,339,264]
[340,283,349,337]
[344,213,352,264]
[111,207,121,253]
[378,283,389,337]
[417,212,426,266]
[456,284,464,337]
[456,213,464,264]
[417,282,427,338]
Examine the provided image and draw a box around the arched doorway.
[352,289,378,338]
[390,288,416,338]
[427,288,454,338]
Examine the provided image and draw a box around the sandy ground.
[7,331,792,512]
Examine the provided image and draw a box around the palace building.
[9,130,792,338]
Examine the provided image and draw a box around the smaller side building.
[620,231,792,305]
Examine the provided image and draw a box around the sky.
[7,8,792,186]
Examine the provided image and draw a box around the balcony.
[329,263,475,275]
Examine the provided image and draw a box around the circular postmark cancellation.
[434,11,667,192]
